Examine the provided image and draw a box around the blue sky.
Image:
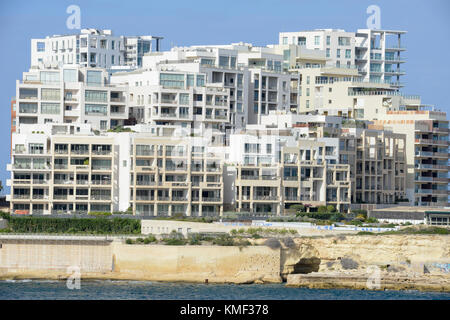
[0,0,449,194]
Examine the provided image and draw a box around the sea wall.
[110,243,281,283]
[0,239,281,283]
[0,234,449,290]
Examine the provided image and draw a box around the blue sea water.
[0,280,449,300]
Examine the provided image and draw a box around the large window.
[219,56,229,67]
[40,71,60,84]
[19,88,38,99]
[19,103,38,114]
[63,69,78,83]
[41,88,60,101]
[160,73,184,88]
[85,104,107,115]
[86,70,102,86]
[85,90,107,102]
[41,103,60,114]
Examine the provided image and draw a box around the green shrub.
[125,239,134,244]
[88,211,112,217]
[143,235,157,244]
[7,216,140,234]
[136,237,144,243]
[317,206,328,214]
[212,235,235,246]
[290,204,305,213]
[326,205,336,213]
[163,238,186,245]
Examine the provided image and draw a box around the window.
[219,56,229,67]
[282,37,288,45]
[160,73,184,88]
[314,36,320,46]
[111,55,115,65]
[306,88,310,96]
[90,53,96,63]
[326,36,330,45]
[63,69,77,83]
[266,144,272,154]
[179,93,189,105]
[338,37,350,46]
[326,48,330,57]
[196,75,205,87]
[40,71,60,84]
[306,100,310,108]
[19,103,38,113]
[85,90,107,102]
[100,120,108,130]
[85,104,107,115]
[337,49,341,58]
[37,42,45,52]
[41,88,60,101]
[345,49,351,59]
[86,70,102,86]
[111,40,115,50]
[230,56,236,68]
[306,76,310,85]
[41,103,60,114]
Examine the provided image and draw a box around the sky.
[0,0,449,194]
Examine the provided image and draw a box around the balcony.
[253,195,278,201]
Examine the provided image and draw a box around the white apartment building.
[31,29,162,69]
[279,28,406,87]
[15,65,129,131]
[7,123,225,216]
[374,109,449,207]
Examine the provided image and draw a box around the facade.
[15,65,128,131]
[279,28,406,87]
[31,29,162,69]
[374,110,449,207]
[6,27,448,216]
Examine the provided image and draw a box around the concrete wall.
[0,240,112,273]
[111,243,281,283]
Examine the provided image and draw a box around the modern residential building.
[31,28,163,69]
[15,65,128,131]
[374,108,449,207]
[7,123,225,216]
[279,28,406,87]
[6,26,448,216]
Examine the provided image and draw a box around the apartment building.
[31,29,163,69]
[279,28,406,87]
[7,124,115,214]
[231,138,351,214]
[339,128,407,205]
[130,136,223,217]
[110,67,232,146]
[7,124,224,216]
[374,109,449,207]
[15,65,128,131]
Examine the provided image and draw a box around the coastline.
[1,234,449,292]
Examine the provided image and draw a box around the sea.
[0,280,449,300]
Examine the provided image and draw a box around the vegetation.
[230,227,298,238]
[357,226,450,236]
[107,126,135,133]
[6,216,140,234]
[88,211,112,217]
